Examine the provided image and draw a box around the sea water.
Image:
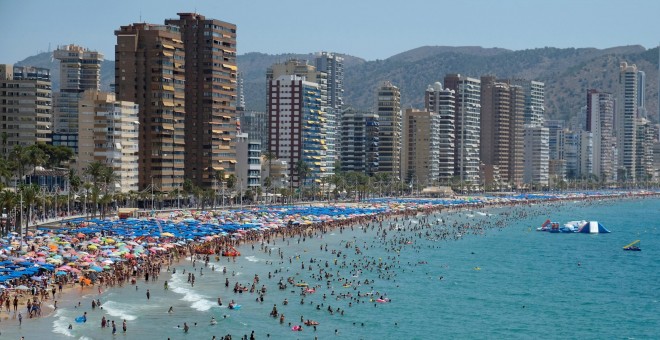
[1,197,659,339]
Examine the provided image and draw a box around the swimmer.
[210,317,217,325]
[168,306,174,313]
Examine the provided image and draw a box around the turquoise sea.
[1,196,659,339]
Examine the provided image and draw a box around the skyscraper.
[0,64,52,155]
[115,23,186,192]
[267,60,332,177]
[239,111,267,151]
[425,82,455,183]
[314,52,343,111]
[376,81,401,179]
[444,74,481,187]
[52,44,103,155]
[77,90,139,192]
[508,85,525,188]
[165,13,238,188]
[637,70,647,118]
[586,89,615,182]
[635,117,654,181]
[480,76,510,187]
[267,75,324,186]
[510,79,545,126]
[523,125,550,186]
[402,108,438,186]
[339,108,379,175]
[616,62,638,181]
[315,52,343,170]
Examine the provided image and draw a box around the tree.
[295,160,310,188]
[19,183,39,237]
[99,166,118,216]
[226,174,237,191]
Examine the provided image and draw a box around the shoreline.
[0,191,657,332]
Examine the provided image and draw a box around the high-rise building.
[239,111,267,152]
[339,108,379,175]
[77,90,139,192]
[637,70,647,118]
[267,60,333,177]
[165,13,238,188]
[616,62,638,181]
[52,44,103,155]
[402,108,438,186]
[510,79,545,126]
[545,120,566,183]
[267,75,325,186]
[480,76,511,187]
[376,81,401,178]
[314,52,343,111]
[425,82,455,183]
[235,133,261,190]
[315,52,343,169]
[586,89,615,182]
[236,72,246,112]
[0,64,52,155]
[508,85,526,188]
[524,125,549,186]
[444,74,481,186]
[114,23,186,192]
[635,117,654,180]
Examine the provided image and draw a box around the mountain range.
[15,45,660,123]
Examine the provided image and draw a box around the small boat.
[623,240,641,251]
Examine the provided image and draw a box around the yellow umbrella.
[161,232,174,237]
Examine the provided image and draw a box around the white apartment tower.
[77,91,139,192]
[616,62,638,181]
[425,82,455,183]
[444,74,481,187]
[586,89,615,182]
[52,45,103,153]
[523,125,550,186]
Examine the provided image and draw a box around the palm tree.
[19,183,39,237]
[0,189,16,236]
[214,170,226,208]
[183,179,195,208]
[295,160,310,201]
[263,151,276,201]
[99,165,119,216]
[25,144,48,176]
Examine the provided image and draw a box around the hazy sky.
[1,0,659,63]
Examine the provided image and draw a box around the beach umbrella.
[14,285,29,290]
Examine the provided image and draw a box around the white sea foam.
[169,273,216,311]
[101,300,138,321]
[245,256,260,262]
[52,309,74,337]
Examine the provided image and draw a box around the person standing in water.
[123,319,127,332]
[146,289,150,300]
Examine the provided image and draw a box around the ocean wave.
[52,309,74,337]
[245,256,260,262]
[101,301,138,321]
[169,273,217,311]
